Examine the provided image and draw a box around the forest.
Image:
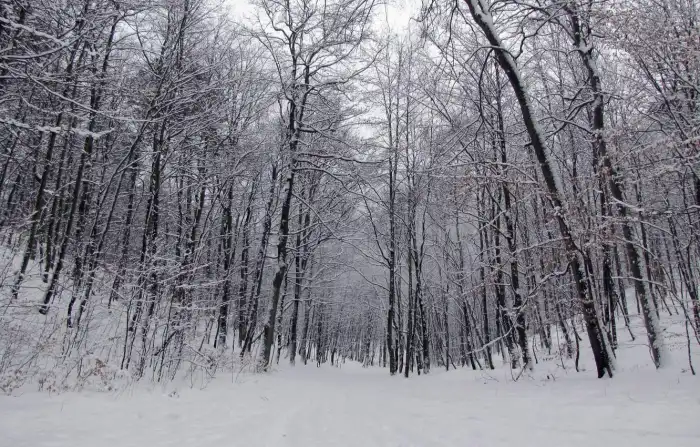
[0,0,699,396]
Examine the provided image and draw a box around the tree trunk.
[465,0,613,377]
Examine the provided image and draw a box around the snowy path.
[1,363,699,447]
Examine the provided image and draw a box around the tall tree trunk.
[495,86,531,369]
[241,166,277,354]
[11,33,86,300]
[465,0,613,377]
[563,1,662,368]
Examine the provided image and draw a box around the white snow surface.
[1,247,699,446]
[1,360,698,447]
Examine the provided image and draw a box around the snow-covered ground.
[1,245,699,446]
[1,359,698,447]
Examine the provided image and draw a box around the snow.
[1,359,698,447]
[0,251,698,447]
[0,117,114,139]
[0,16,69,47]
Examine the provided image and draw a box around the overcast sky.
[222,0,418,33]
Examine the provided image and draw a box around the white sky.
[222,0,419,33]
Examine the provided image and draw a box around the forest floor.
[1,352,699,447]
[1,248,699,446]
